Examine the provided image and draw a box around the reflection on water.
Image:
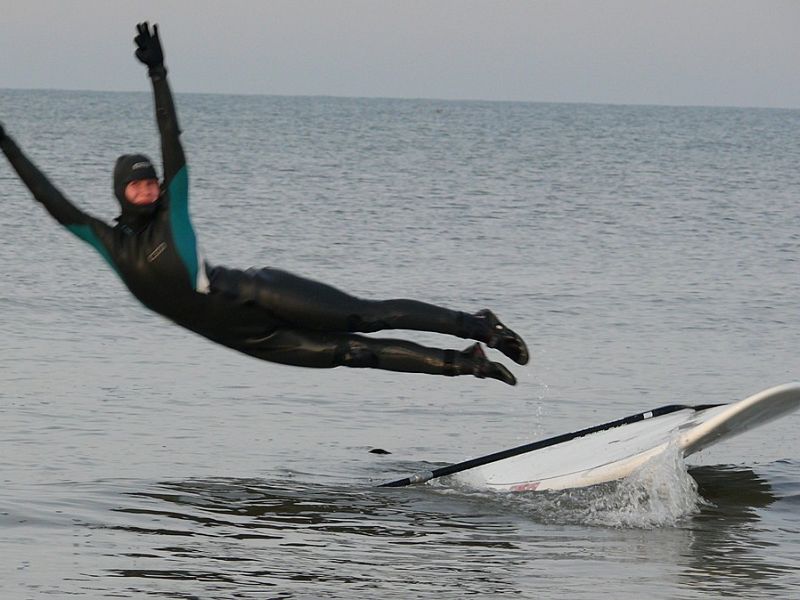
[691,464,775,518]
[677,464,800,597]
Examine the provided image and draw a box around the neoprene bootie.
[461,343,516,386]
[473,309,529,365]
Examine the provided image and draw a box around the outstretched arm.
[134,22,185,188]
[133,24,207,293]
[0,123,96,228]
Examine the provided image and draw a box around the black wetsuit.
[0,67,506,379]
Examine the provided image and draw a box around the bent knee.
[334,340,380,368]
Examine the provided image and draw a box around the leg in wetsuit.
[209,267,528,385]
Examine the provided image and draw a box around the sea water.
[1,89,799,598]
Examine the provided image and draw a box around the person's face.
[125,178,160,205]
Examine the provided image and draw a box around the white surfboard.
[380,383,800,492]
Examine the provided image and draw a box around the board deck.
[380,383,800,492]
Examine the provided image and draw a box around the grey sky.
[1,0,799,108]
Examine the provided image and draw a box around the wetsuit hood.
[113,153,161,229]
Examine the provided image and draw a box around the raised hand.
[134,22,164,69]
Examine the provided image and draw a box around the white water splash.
[443,442,707,529]
[576,442,707,528]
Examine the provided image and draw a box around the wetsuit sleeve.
[1,134,92,226]
[148,66,185,191]
[0,134,116,266]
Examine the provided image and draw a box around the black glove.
[134,22,164,70]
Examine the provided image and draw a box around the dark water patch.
[84,478,526,597]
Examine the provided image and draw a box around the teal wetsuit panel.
[166,166,200,289]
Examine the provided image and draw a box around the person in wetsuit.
[0,22,528,385]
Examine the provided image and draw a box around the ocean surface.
[1,88,798,599]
